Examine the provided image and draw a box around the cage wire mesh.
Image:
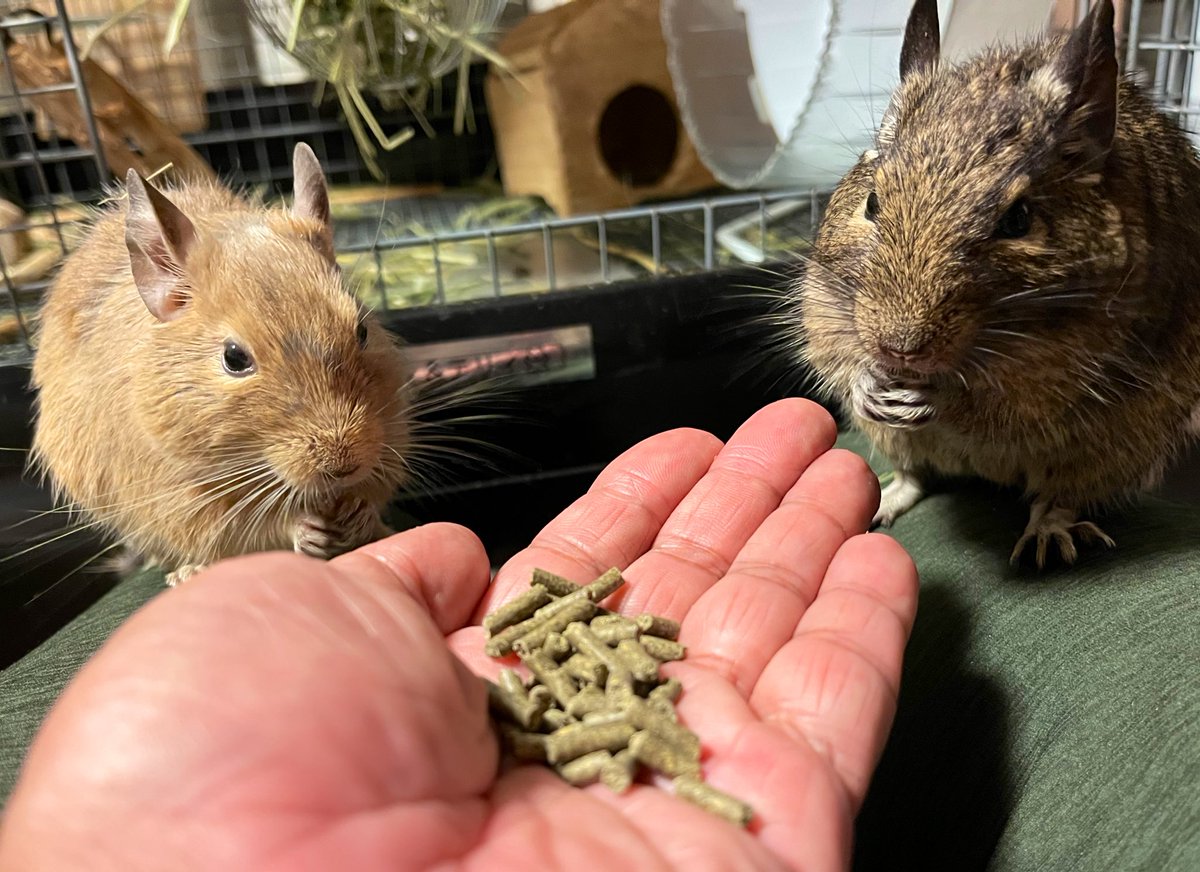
[0,0,1197,365]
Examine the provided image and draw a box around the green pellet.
[498,668,529,701]
[641,635,686,662]
[648,677,683,705]
[562,652,607,685]
[605,678,636,708]
[499,723,549,762]
[624,695,700,757]
[564,621,632,687]
[628,729,701,778]
[636,613,681,641]
[590,613,639,644]
[512,598,598,654]
[582,710,629,726]
[647,697,678,722]
[534,585,593,617]
[521,650,577,707]
[616,638,661,683]
[582,567,625,604]
[601,748,638,794]
[564,685,607,718]
[483,585,553,636]
[485,614,543,657]
[545,721,637,764]
[531,567,582,598]
[673,776,755,828]
[490,669,553,729]
[542,631,572,660]
[542,708,574,730]
[557,750,612,786]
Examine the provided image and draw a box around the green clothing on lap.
[1,433,1197,872]
[846,433,1199,871]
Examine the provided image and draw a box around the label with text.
[405,325,596,388]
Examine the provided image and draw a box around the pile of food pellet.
[483,566,755,828]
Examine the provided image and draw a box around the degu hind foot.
[1010,499,1116,569]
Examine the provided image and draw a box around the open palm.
[0,400,917,872]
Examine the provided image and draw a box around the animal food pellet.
[520,650,577,707]
[628,729,701,779]
[562,652,607,685]
[640,635,686,662]
[623,695,699,757]
[485,567,754,828]
[545,721,636,764]
[564,685,607,719]
[511,598,598,655]
[542,708,575,730]
[649,677,682,705]
[499,723,549,762]
[541,631,572,660]
[590,613,640,644]
[615,638,661,683]
[636,613,681,641]
[564,620,632,687]
[558,750,613,786]
[483,584,552,636]
[531,567,583,598]
[601,748,638,794]
[673,776,755,828]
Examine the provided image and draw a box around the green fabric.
[0,567,166,799]
[1,435,1197,872]
[844,431,1200,872]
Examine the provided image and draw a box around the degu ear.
[291,142,335,264]
[124,170,196,323]
[900,0,940,80]
[1052,0,1118,170]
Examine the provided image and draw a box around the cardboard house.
[485,0,716,216]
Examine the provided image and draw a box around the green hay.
[157,0,512,179]
[335,193,815,310]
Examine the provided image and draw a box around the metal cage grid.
[0,0,1196,365]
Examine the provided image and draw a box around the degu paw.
[852,369,936,430]
[293,500,379,560]
[1009,501,1116,569]
[872,471,926,528]
[165,563,206,587]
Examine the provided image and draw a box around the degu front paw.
[852,369,936,430]
[293,499,379,560]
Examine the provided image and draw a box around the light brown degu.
[793,0,1200,567]
[31,144,411,586]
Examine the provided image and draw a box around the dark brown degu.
[793,0,1200,566]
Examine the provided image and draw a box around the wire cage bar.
[1,0,1198,367]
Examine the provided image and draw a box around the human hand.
[0,399,917,872]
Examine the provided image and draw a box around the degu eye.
[356,321,368,348]
[221,340,256,377]
[995,198,1032,239]
[864,191,880,222]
